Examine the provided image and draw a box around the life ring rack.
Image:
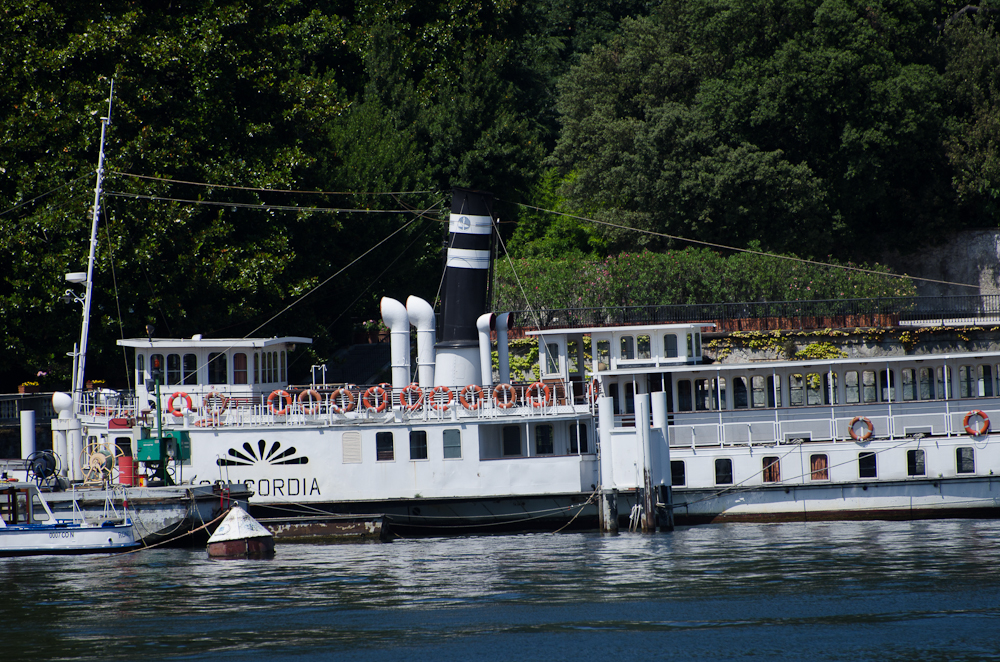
[298,389,322,415]
[493,383,517,409]
[166,391,193,417]
[524,381,551,408]
[267,390,293,416]
[848,415,874,441]
[363,385,389,413]
[397,383,422,411]
[459,384,484,410]
[329,387,356,414]
[430,385,454,411]
[964,410,990,436]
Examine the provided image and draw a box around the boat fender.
[399,383,424,411]
[964,410,990,436]
[431,385,454,411]
[167,391,193,417]
[525,381,551,408]
[848,416,874,441]
[330,387,356,414]
[267,390,292,416]
[493,383,516,409]
[459,384,484,410]
[363,386,388,413]
[297,389,322,415]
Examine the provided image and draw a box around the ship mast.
[73,79,114,408]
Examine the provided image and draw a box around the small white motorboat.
[0,482,138,557]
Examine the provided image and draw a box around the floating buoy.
[207,503,275,560]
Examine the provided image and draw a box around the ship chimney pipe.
[476,313,494,387]
[406,295,436,387]
[495,312,511,385]
[435,187,494,387]
[380,297,410,391]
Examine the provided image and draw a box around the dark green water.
[5,519,1000,661]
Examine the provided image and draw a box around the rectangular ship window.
[409,430,427,460]
[957,447,975,474]
[859,451,877,478]
[810,454,829,480]
[376,432,394,462]
[762,457,780,483]
[569,425,588,453]
[502,426,522,456]
[535,424,554,455]
[715,458,733,485]
[671,461,686,486]
[443,429,462,459]
[907,449,925,476]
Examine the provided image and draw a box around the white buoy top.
[207,503,273,542]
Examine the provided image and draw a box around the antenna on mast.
[72,78,115,410]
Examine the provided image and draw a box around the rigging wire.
[0,174,92,217]
[111,171,435,196]
[102,209,131,392]
[505,201,979,290]
[104,191,433,214]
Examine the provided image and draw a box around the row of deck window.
[670,447,978,486]
[138,351,286,387]
[672,363,998,412]
[593,333,699,368]
[344,425,591,463]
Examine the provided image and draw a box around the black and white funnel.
[434,188,494,386]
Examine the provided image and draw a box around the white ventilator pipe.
[406,296,436,387]
[477,313,494,387]
[20,410,35,460]
[495,312,511,385]
[380,297,411,390]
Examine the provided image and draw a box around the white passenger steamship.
[63,188,1000,530]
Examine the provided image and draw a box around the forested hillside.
[1,1,997,388]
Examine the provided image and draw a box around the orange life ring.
[849,416,873,441]
[493,383,516,409]
[267,390,292,415]
[329,387,356,414]
[202,391,229,413]
[587,378,601,403]
[399,383,424,411]
[363,386,388,413]
[430,385,454,411]
[166,391,193,417]
[524,381,551,408]
[964,410,990,436]
[297,389,322,415]
[194,413,221,427]
[459,384,484,410]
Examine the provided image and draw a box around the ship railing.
[77,389,139,421]
[169,381,589,428]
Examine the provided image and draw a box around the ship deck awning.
[118,336,312,349]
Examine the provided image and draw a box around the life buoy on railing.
[166,391,193,417]
[493,383,517,409]
[329,387,356,414]
[202,391,229,413]
[849,416,874,441]
[430,385,454,411]
[399,383,424,411]
[268,390,293,416]
[298,389,322,415]
[587,378,601,404]
[363,385,388,413]
[524,381,551,408]
[964,409,990,436]
[459,384,484,410]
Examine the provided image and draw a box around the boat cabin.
[118,336,312,409]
